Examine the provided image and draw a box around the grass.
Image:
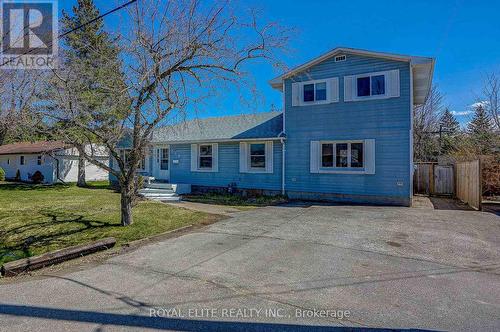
[183,193,287,210]
[0,181,212,266]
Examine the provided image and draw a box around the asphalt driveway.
[1,202,499,331]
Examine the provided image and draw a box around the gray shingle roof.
[151,112,283,143]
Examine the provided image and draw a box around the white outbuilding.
[0,141,109,184]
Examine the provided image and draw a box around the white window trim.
[191,143,218,172]
[353,70,388,100]
[248,142,267,173]
[299,78,338,106]
[301,79,328,105]
[318,140,367,174]
[198,144,213,171]
[159,148,169,171]
[345,69,399,102]
[240,141,273,174]
[119,149,146,171]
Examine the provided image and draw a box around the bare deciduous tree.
[483,72,500,131]
[45,0,290,226]
[0,71,42,145]
[413,86,445,161]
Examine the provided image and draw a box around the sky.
[58,0,500,125]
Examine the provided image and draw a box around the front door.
[153,146,170,181]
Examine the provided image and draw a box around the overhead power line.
[0,0,138,68]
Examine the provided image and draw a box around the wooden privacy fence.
[455,160,482,210]
[414,162,454,196]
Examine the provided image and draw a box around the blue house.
[112,47,434,206]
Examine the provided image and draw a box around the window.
[7,158,10,165]
[120,149,145,170]
[250,143,266,169]
[198,145,213,169]
[371,75,385,95]
[160,148,168,170]
[344,70,399,102]
[303,84,314,102]
[321,141,364,169]
[240,141,273,174]
[303,81,327,102]
[20,156,25,165]
[321,144,333,167]
[334,55,346,62]
[350,143,364,168]
[357,74,386,97]
[336,143,348,167]
[37,155,42,165]
[191,143,218,172]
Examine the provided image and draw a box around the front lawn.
[0,182,213,265]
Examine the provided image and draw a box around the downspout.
[280,82,286,196]
[280,136,286,196]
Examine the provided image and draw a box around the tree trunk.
[0,128,7,146]
[76,145,87,187]
[120,182,133,226]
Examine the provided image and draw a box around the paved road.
[1,203,499,331]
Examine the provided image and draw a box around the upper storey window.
[345,69,399,102]
[291,78,339,106]
[357,74,385,97]
[303,82,327,102]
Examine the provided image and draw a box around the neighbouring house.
[112,47,434,206]
[0,141,109,184]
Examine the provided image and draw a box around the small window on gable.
[357,74,386,97]
[20,156,25,165]
[334,55,346,62]
[7,158,10,165]
[303,81,327,102]
[37,155,42,165]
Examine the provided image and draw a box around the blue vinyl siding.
[170,142,282,191]
[284,53,412,202]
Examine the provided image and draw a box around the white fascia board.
[269,47,434,90]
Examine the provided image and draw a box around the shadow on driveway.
[0,304,437,332]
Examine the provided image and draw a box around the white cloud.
[451,110,472,116]
[470,101,489,109]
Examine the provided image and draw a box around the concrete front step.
[145,196,181,202]
[139,188,175,194]
[145,183,174,190]
[139,185,180,201]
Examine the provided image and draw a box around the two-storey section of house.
[270,47,434,206]
[111,47,434,206]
